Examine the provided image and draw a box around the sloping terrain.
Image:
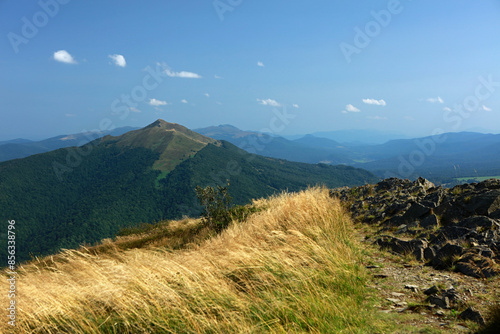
[1,188,382,333]
[332,178,500,331]
[0,127,137,162]
[0,120,377,262]
[196,124,353,164]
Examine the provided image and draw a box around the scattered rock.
[333,177,500,278]
[420,214,439,229]
[426,295,450,309]
[402,203,432,222]
[458,306,485,325]
[365,265,380,269]
[404,284,419,293]
[455,253,500,278]
[424,286,439,296]
[432,243,464,269]
[391,292,405,298]
[374,274,388,278]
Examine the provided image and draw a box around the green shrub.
[196,182,233,233]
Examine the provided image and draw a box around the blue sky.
[1,0,500,140]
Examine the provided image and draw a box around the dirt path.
[355,225,499,333]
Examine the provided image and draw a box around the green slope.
[160,141,377,213]
[0,120,377,263]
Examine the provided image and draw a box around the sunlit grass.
[2,188,386,333]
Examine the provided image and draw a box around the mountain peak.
[146,119,186,131]
[101,120,218,173]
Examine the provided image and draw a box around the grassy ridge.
[2,188,383,333]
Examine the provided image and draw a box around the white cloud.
[426,96,444,104]
[367,115,388,120]
[129,107,141,113]
[404,116,415,121]
[344,104,360,112]
[65,113,76,117]
[292,104,300,109]
[109,54,126,67]
[165,69,202,79]
[149,98,168,106]
[257,61,264,67]
[204,93,210,97]
[362,98,386,106]
[257,98,281,107]
[214,75,223,79]
[443,107,452,111]
[53,50,77,64]
[216,101,223,105]
[482,105,492,111]
[181,99,188,104]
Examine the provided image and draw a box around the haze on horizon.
[1,0,500,141]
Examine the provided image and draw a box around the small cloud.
[482,105,492,111]
[404,116,415,121]
[216,101,223,105]
[257,98,281,107]
[292,104,300,109]
[214,75,223,79]
[257,61,264,67]
[165,69,202,79]
[204,93,210,97]
[362,98,386,106]
[65,113,76,117]
[426,96,444,104]
[181,99,188,104]
[443,107,452,111]
[149,98,168,106]
[344,104,360,113]
[53,50,77,64]
[129,107,141,113]
[367,115,387,120]
[109,54,126,67]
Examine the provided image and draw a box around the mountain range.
[3,123,500,187]
[0,126,137,162]
[196,125,500,184]
[0,120,376,263]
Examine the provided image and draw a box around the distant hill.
[0,126,137,162]
[0,120,377,262]
[195,125,352,164]
[310,129,409,145]
[0,138,33,145]
[352,132,500,183]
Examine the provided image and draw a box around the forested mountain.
[0,120,377,263]
[198,125,500,184]
[195,125,352,164]
[351,132,500,183]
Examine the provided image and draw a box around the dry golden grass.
[1,188,381,333]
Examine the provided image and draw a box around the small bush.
[196,182,233,233]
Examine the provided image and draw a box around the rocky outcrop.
[331,177,500,278]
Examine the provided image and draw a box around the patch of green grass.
[455,176,500,183]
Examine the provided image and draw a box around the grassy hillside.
[2,188,384,333]
[0,122,377,263]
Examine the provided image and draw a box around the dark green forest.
[0,140,377,263]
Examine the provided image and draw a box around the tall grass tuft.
[2,188,381,333]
